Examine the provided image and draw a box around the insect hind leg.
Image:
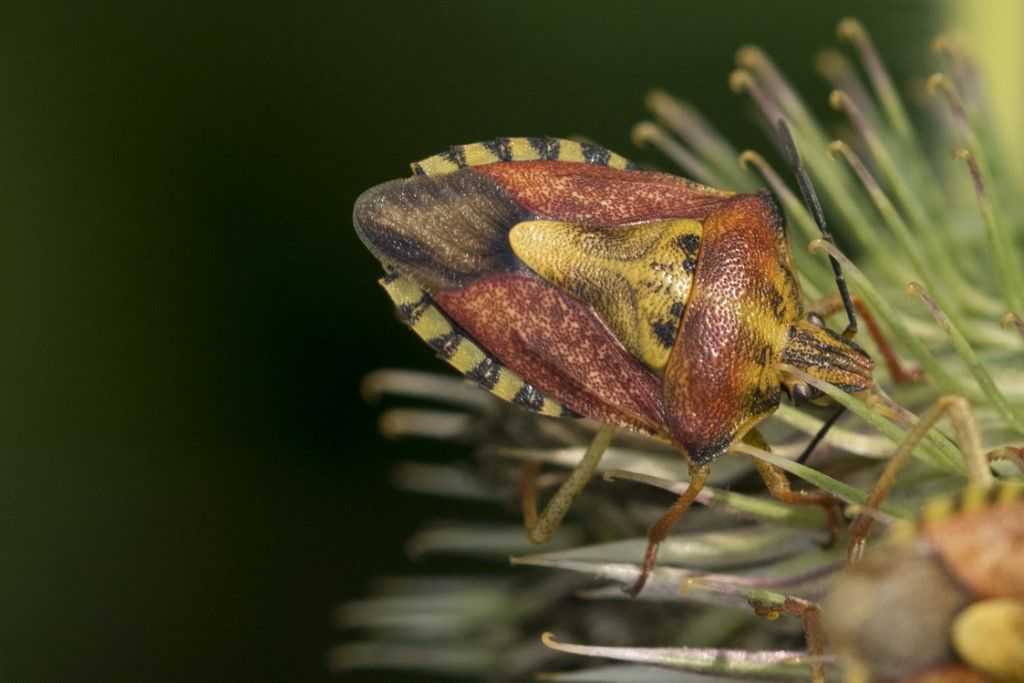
[520,423,615,544]
[753,455,840,546]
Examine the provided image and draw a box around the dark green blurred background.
[2,2,941,680]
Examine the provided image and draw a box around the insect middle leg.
[520,423,616,544]
[624,461,710,597]
[746,430,840,544]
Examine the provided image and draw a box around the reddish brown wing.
[353,159,735,436]
[436,272,666,436]
[476,161,732,226]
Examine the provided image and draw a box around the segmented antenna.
[795,405,846,465]
[776,119,858,336]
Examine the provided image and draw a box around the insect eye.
[790,382,813,405]
[807,313,826,328]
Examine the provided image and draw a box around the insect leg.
[745,425,840,543]
[624,462,710,597]
[807,291,921,384]
[748,596,826,683]
[776,119,858,337]
[752,456,840,546]
[847,395,993,560]
[520,423,615,544]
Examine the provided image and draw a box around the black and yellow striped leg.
[520,423,616,545]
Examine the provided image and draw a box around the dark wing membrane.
[353,170,528,293]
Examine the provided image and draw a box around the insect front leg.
[752,458,840,546]
[520,423,616,544]
[806,291,921,384]
[746,430,840,545]
[847,395,993,560]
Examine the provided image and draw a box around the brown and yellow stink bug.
[823,481,1024,683]
[353,128,880,595]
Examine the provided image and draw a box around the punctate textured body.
[354,137,872,462]
[354,136,873,595]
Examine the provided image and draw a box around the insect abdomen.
[380,271,571,418]
[411,136,638,177]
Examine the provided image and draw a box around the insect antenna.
[776,119,858,337]
[795,405,846,465]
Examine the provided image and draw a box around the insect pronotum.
[354,126,878,595]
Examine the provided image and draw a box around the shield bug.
[353,128,876,595]
[823,481,1024,683]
